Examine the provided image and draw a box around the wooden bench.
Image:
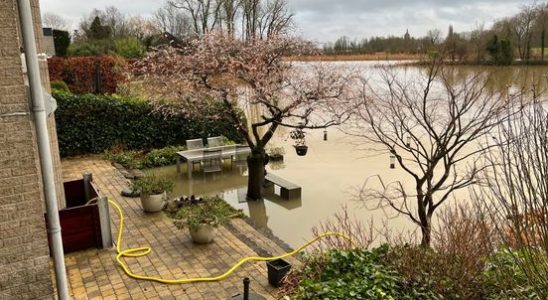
[265,173,301,199]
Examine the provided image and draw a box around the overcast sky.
[39,0,529,43]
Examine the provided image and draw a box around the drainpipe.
[17,1,69,299]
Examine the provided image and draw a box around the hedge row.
[53,91,242,157]
[48,56,126,94]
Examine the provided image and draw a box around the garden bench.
[265,173,301,199]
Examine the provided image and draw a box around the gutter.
[16,0,69,299]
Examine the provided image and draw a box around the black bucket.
[266,259,291,287]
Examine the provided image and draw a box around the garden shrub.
[50,80,70,92]
[105,145,188,169]
[284,247,441,300]
[47,55,127,94]
[54,91,242,157]
[483,248,541,299]
[114,37,146,58]
[52,29,70,57]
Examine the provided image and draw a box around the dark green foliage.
[87,16,111,40]
[288,247,441,300]
[52,30,70,57]
[483,248,540,299]
[67,40,114,57]
[50,80,70,92]
[486,35,513,65]
[54,91,242,157]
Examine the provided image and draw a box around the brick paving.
[59,157,299,300]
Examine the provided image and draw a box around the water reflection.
[146,63,548,248]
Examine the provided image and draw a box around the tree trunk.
[246,149,266,200]
[420,219,432,247]
[542,29,545,61]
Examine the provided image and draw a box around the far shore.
[289,52,423,62]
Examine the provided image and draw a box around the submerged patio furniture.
[207,136,224,147]
[186,138,204,150]
[264,173,301,200]
[186,138,205,170]
[176,145,252,179]
[233,145,250,169]
[202,149,223,174]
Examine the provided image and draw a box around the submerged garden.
[48,4,548,299]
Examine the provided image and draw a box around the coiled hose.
[97,198,355,284]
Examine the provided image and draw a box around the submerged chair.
[233,145,249,169]
[202,149,223,175]
[186,138,204,171]
[207,136,224,148]
[186,138,204,150]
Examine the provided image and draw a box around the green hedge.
[53,91,242,157]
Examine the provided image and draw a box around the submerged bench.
[265,173,301,199]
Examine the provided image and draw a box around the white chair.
[186,138,204,150]
[202,149,223,175]
[186,138,204,171]
[207,136,224,148]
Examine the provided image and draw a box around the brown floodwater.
[146,62,548,248]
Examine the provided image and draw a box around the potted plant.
[131,175,173,213]
[289,128,308,156]
[267,146,285,161]
[171,196,235,244]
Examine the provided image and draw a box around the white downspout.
[16,0,69,299]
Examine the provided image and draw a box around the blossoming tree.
[134,33,354,200]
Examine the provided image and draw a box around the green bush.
[104,150,144,169]
[50,80,70,92]
[142,146,186,168]
[54,91,242,157]
[483,248,540,299]
[131,174,173,196]
[286,247,441,300]
[114,37,146,58]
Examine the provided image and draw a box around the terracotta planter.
[189,223,218,244]
[140,191,166,213]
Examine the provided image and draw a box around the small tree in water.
[134,33,353,200]
[347,59,514,246]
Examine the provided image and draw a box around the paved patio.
[59,157,298,299]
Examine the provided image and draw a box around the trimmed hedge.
[53,91,242,157]
[48,55,126,94]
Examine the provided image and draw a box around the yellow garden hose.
[101,198,355,284]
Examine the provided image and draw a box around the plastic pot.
[266,258,291,287]
[294,145,308,156]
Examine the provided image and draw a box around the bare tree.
[474,87,548,298]
[169,0,224,35]
[241,0,261,41]
[347,60,511,246]
[134,34,354,200]
[258,0,293,39]
[511,4,537,62]
[42,12,69,30]
[220,0,240,36]
[154,2,193,38]
[126,16,161,42]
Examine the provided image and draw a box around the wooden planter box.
[45,175,112,254]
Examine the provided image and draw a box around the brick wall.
[0,0,66,299]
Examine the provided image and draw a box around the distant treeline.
[323,2,548,65]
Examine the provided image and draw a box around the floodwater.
[147,62,548,248]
